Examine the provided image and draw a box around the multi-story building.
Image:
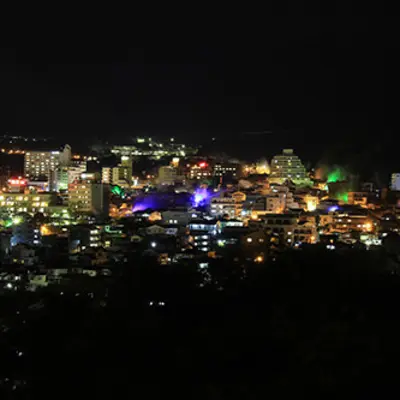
[250,187,298,215]
[156,166,179,185]
[189,162,213,181]
[213,163,239,181]
[262,213,317,245]
[270,149,307,184]
[24,145,71,180]
[49,161,87,192]
[188,219,218,252]
[211,198,240,218]
[211,192,246,218]
[68,181,109,216]
[331,211,372,233]
[70,225,102,251]
[102,156,132,188]
[102,166,131,188]
[0,192,57,214]
[161,210,189,226]
[49,168,68,192]
[348,192,368,207]
[391,173,400,191]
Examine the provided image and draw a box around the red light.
[8,177,27,186]
[199,162,207,168]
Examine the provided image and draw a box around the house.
[161,210,189,226]
[145,225,166,235]
[11,244,38,266]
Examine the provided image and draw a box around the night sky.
[0,13,397,172]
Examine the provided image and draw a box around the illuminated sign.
[199,162,207,168]
[8,177,27,186]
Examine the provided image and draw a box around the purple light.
[328,205,339,212]
[192,188,209,207]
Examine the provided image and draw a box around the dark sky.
[0,12,397,169]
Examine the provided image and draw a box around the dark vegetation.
[2,247,399,398]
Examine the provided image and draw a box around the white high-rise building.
[59,144,72,166]
[24,151,60,179]
[391,173,400,191]
[24,144,72,180]
[68,162,87,184]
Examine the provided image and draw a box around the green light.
[4,219,12,228]
[327,167,347,183]
[337,192,349,203]
[111,185,125,198]
[12,216,23,225]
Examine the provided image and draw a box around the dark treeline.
[6,247,400,398]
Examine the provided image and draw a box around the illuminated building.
[59,144,72,166]
[189,162,212,180]
[189,219,218,252]
[263,214,317,245]
[49,168,68,192]
[0,192,57,214]
[255,186,298,214]
[24,145,72,179]
[156,166,180,185]
[210,192,246,218]
[391,173,400,191]
[68,163,87,184]
[102,156,132,188]
[68,181,109,215]
[211,198,240,218]
[111,141,196,159]
[7,177,27,193]
[232,191,246,202]
[331,211,372,233]
[120,156,133,184]
[212,163,239,179]
[348,192,368,207]
[304,194,319,212]
[266,195,286,213]
[49,161,87,192]
[102,166,132,188]
[70,225,102,250]
[255,159,271,175]
[270,149,307,184]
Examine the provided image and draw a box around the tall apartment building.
[24,145,72,180]
[391,173,400,191]
[48,161,87,192]
[270,149,307,184]
[102,156,132,188]
[156,166,180,185]
[68,181,109,216]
